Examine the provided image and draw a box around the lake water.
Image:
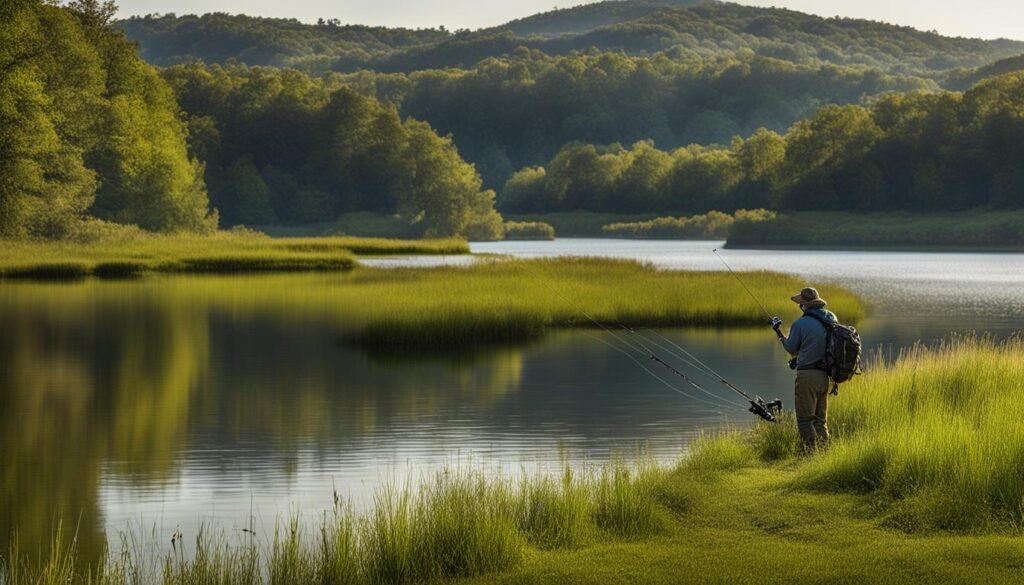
[5,239,1024,558]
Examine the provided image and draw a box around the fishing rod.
[512,257,781,422]
[622,327,781,422]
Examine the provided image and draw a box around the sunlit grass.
[337,258,864,350]
[0,458,664,585]
[0,233,470,280]
[791,337,1024,531]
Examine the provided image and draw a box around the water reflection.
[5,244,1024,560]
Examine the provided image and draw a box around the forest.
[120,2,1024,76]
[5,0,1024,238]
[498,72,1024,215]
[1,0,502,239]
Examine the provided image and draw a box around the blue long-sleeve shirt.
[783,307,837,369]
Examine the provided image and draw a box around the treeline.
[344,51,932,186]
[2,2,505,240]
[499,72,1024,214]
[119,12,449,73]
[162,64,502,236]
[1,0,215,238]
[118,4,1024,77]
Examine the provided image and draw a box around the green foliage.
[506,73,1024,216]
[602,209,775,239]
[118,13,449,73]
[503,221,556,241]
[119,4,1022,78]
[162,65,501,237]
[0,1,214,238]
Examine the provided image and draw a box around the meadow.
[5,338,1024,584]
[0,232,468,279]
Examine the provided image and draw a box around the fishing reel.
[749,397,784,423]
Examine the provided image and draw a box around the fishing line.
[586,333,729,412]
[618,327,749,409]
[712,249,774,323]
[508,257,778,421]
[628,330,749,408]
[641,328,757,403]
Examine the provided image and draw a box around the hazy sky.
[115,0,1024,41]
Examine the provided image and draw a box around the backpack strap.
[802,312,839,394]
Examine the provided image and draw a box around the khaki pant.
[795,369,830,452]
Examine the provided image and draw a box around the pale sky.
[114,0,1024,41]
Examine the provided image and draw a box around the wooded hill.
[120,1,1024,78]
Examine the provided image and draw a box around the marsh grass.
[683,431,757,475]
[2,459,666,585]
[502,222,556,241]
[340,258,864,350]
[515,468,592,549]
[0,233,468,280]
[592,458,663,538]
[791,337,1024,531]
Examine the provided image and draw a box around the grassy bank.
[503,221,556,240]
[602,210,776,240]
[504,213,661,237]
[727,210,1024,250]
[0,233,469,280]
[333,259,863,351]
[6,340,1024,584]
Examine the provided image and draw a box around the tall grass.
[515,467,591,548]
[344,258,864,351]
[792,338,1024,531]
[592,458,662,538]
[602,209,776,240]
[0,233,469,280]
[1,459,666,585]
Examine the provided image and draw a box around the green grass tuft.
[592,459,661,539]
[515,468,592,549]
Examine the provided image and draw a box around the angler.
[771,287,846,453]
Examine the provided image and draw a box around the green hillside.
[119,1,1024,76]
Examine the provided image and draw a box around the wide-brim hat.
[791,287,827,307]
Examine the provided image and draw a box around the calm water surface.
[5,239,1024,557]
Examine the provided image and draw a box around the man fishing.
[771,288,837,453]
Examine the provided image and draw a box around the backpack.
[805,312,862,394]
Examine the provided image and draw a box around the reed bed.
[0,234,468,280]
[1,462,663,585]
